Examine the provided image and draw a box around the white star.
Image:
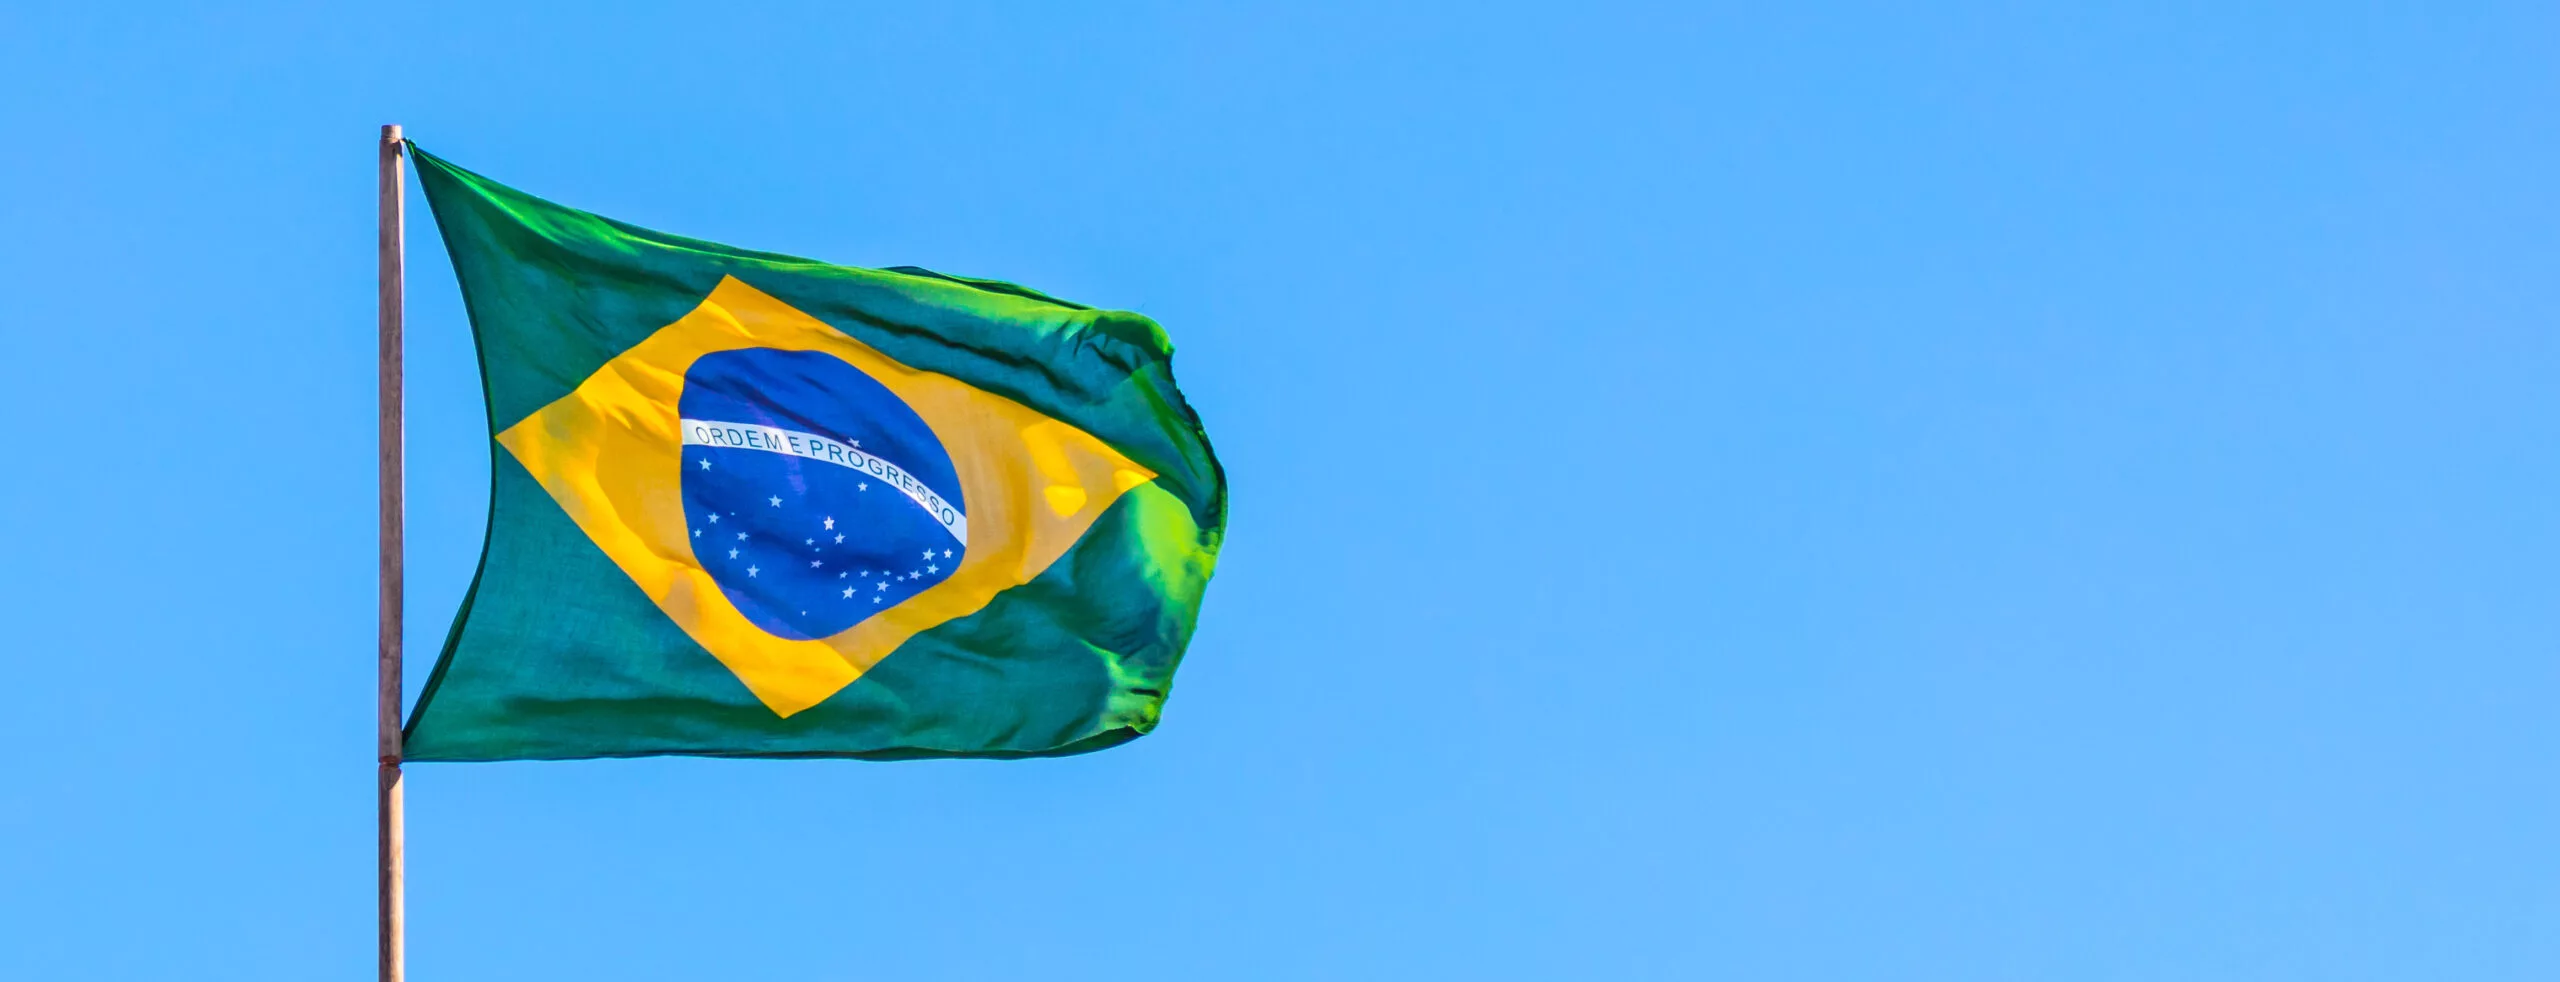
[926,564,938,574]
[768,495,782,507]
[804,538,814,546]
[708,513,720,524]
[838,571,847,579]
[851,439,861,447]
[872,597,881,604]
[698,459,712,470]
[728,548,738,559]
[876,582,887,591]
[823,516,836,530]
[735,532,747,540]
[691,529,700,538]
[842,587,854,598]
[858,482,868,491]
[921,549,934,560]
[746,565,760,577]
[942,549,952,558]
[834,534,845,544]
[809,560,822,568]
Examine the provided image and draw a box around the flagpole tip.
[381,124,402,143]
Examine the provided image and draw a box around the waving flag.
[401,144,1224,761]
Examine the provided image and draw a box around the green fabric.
[401,143,1225,761]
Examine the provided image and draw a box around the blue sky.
[3,3,2556,979]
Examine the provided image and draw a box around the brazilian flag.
[401,144,1225,761]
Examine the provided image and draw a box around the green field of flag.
[401,144,1226,762]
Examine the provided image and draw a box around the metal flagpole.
[377,122,407,982]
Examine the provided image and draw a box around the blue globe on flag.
[676,347,969,641]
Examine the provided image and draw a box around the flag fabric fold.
[401,143,1224,761]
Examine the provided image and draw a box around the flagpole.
[377,122,407,982]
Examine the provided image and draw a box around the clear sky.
[3,3,2555,979]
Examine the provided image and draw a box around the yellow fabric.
[496,276,1156,717]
